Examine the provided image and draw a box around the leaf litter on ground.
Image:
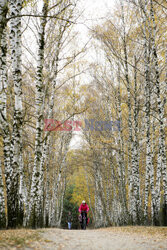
[99,226,167,240]
[0,229,43,249]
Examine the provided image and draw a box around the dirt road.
[31,227,167,250]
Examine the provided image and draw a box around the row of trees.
[71,0,166,227]
[0,0,87,228]
[0,0,166,229]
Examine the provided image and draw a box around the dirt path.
[29,227,167,250]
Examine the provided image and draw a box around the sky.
[76,0,116,43]
[80,0,116,18]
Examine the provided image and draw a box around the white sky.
[76,0,116,42]
[81,0,116,17]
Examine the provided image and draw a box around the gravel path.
[32,228,167,250]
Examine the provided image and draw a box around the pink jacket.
[79,203,89,213]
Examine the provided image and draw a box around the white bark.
[0,161,6,228]
[131,57,141,223]
[0,0,10,215]
[94,162,104,227]
[0,24,11,200]
[30,1,48,227]
[116,64,127,223]
[37,14,68,224]
[7,0,23,228]
[0,0,7,46]
[57,178,66,227]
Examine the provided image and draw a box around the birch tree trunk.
[143,0,153,222]
[120,0,134,221]
[37,12,69,225]
[7,0,23,228]
[116,63,128,223]
[131,57,141,224]
[43,162,50,227]
[18,145,26,226]
[0,14,11,224]
[84,166,96,222]
[0,161,6,228]
[161,47,167,225]
[0,0,9,229]
[93,157,109,227]
[29,1,48,228]
[57,177,66,227]
[94,168,104,227]
[0,0,8,46]
[111,163,119,225]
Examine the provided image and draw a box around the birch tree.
[0,160,6,228]
[82,0,167,226]
[0,0,8,46]
[150,0,167,223]
[0,1,10,219]
[29,0,48,228]
[7,0,23,228]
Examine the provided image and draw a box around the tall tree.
[29,0,48,228]
[0,160,6,228]
[7,0,23,228]
[0,0,8,46]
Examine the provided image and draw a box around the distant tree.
[61,185,79,229]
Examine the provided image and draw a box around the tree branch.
[7,14,75,23]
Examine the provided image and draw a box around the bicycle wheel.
[83,217,86,230]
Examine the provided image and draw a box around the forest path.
[31,227,167,250]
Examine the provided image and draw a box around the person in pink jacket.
[79,200,89,227]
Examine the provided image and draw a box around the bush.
[61,185,80,229]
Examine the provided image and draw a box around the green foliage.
[0,214,6,229]
[28,205,37,229]
[69,168,89,207]
[61,185,79,229]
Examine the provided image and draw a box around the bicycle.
[81,211,87,230]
